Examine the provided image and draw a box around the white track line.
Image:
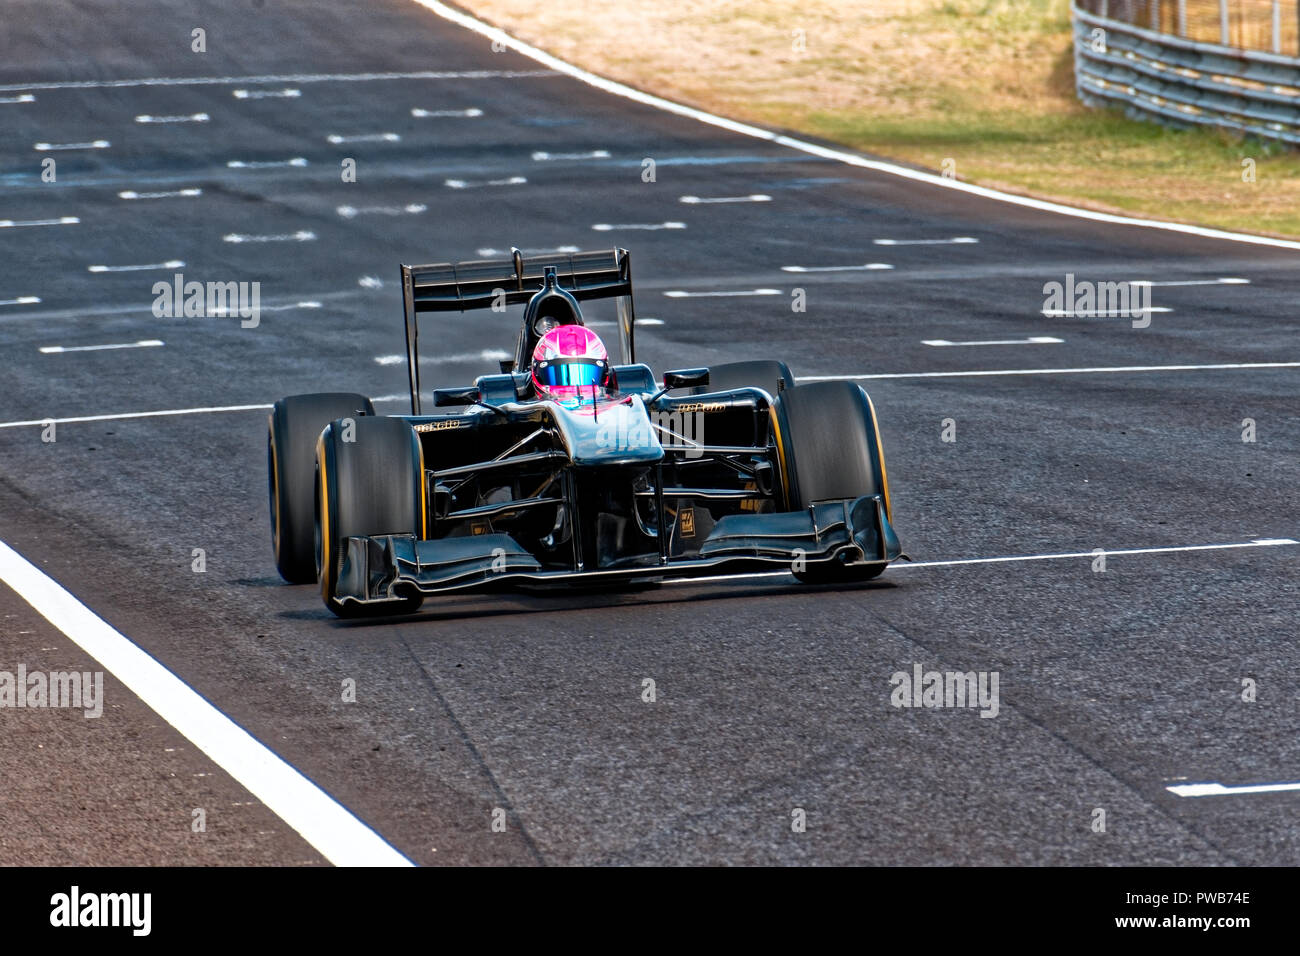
[0,216,79,228]
[664,288,779,298]
[223,231,316,243]
[533,150,610,161]
[358,276,384,289]
[408,0,1300,252]
[666,538,1298,585]
[874,237,978,246]
[0,94,35,104]
[0,296,41,306]
[782,263,893,273]
[923,336,1063,347]
[337,204,426,218]
[40,340,164,354]
[0,404,271,430]
[1128,277,1250,287]
[33,140,110,151]
[1167,780,1300,797]
[135,113,209,124]
[477,245,578,257]
[227,158,308,169]
[0,70,554,92]
[88,260,184,273]
[119,188,202,199]
[326,132,400,144]
[801,361,1300,381]
[445,176,526,189]
[412,107,483,117]
[1043,308,1174,318]
[375,349,511,365]
[679,194,771,204]
[0,540,411,867]
[593,222,685,232]
[209,301,320,316]
[232,88,300,99]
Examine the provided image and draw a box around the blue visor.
[535,359,607,389]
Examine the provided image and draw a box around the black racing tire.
[268,392,375,583]
[317,415,425,618]
[772,381,890,584]
[691,360,795,398]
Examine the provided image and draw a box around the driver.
[530,325,612,408]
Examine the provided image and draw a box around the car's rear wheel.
[268,392,375,583]
[317,415,426,618]
[772,381,891,584]
[691,359,795,399]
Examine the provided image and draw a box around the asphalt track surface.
[1,0,1298,866]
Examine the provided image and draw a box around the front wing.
[333,494,903,605]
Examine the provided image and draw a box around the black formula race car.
[267,248,904,617]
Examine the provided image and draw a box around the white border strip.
[0,540,412,866]
[664,537,1298,585]
[408,0,1300,251]
[1168,780,1300,797]
[0,404,271,429]
[799,361,1300,381]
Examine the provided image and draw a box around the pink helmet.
[531,324,610,405]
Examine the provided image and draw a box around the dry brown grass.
[461,0,1300,237]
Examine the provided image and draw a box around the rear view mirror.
[663,368,710,390]
[432,386,480,407]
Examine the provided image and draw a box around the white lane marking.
[0,404,272,430]
[0,296,41,306]
[907,538,1299,568]
[337,203,426,218]
[412,107,483,117]
[410,0,1300,252]
[592,221,685,231]
[1128,277,1250,287]
[1168,780,1300,797]
[679,194,771,204]
[374,349,511,365]
[232,87,301,99]
[665,538,1299,585]
[0,70,556,92]
[664,288,780,298]
[636,318,665,326]
[0,540,412,867]
[223,230,316,243]
[1043,307,1174,317]
[532,149,610,160]
[210,301,320,315]
[781,263,893,273]
[88,259,185,273]
[874,237,978,246]
[0,94,35,104]
[227,157,308,169]
[135,112,209,124]
[359,276,384,289]
[0,216,79,228]
[800,361,1300,381]
[923,336,1064,347]
[444,176,526,189]
[33,140,110,151]
[119,188,202,199]
[40,339,164,354]
[476,245,579,257]
[326,132,400,144]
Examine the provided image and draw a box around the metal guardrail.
[1072,1,1300,143]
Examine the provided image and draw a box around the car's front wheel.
[316,415,426,618]
[772,381,892,584]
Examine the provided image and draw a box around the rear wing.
[399,248,637,413]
